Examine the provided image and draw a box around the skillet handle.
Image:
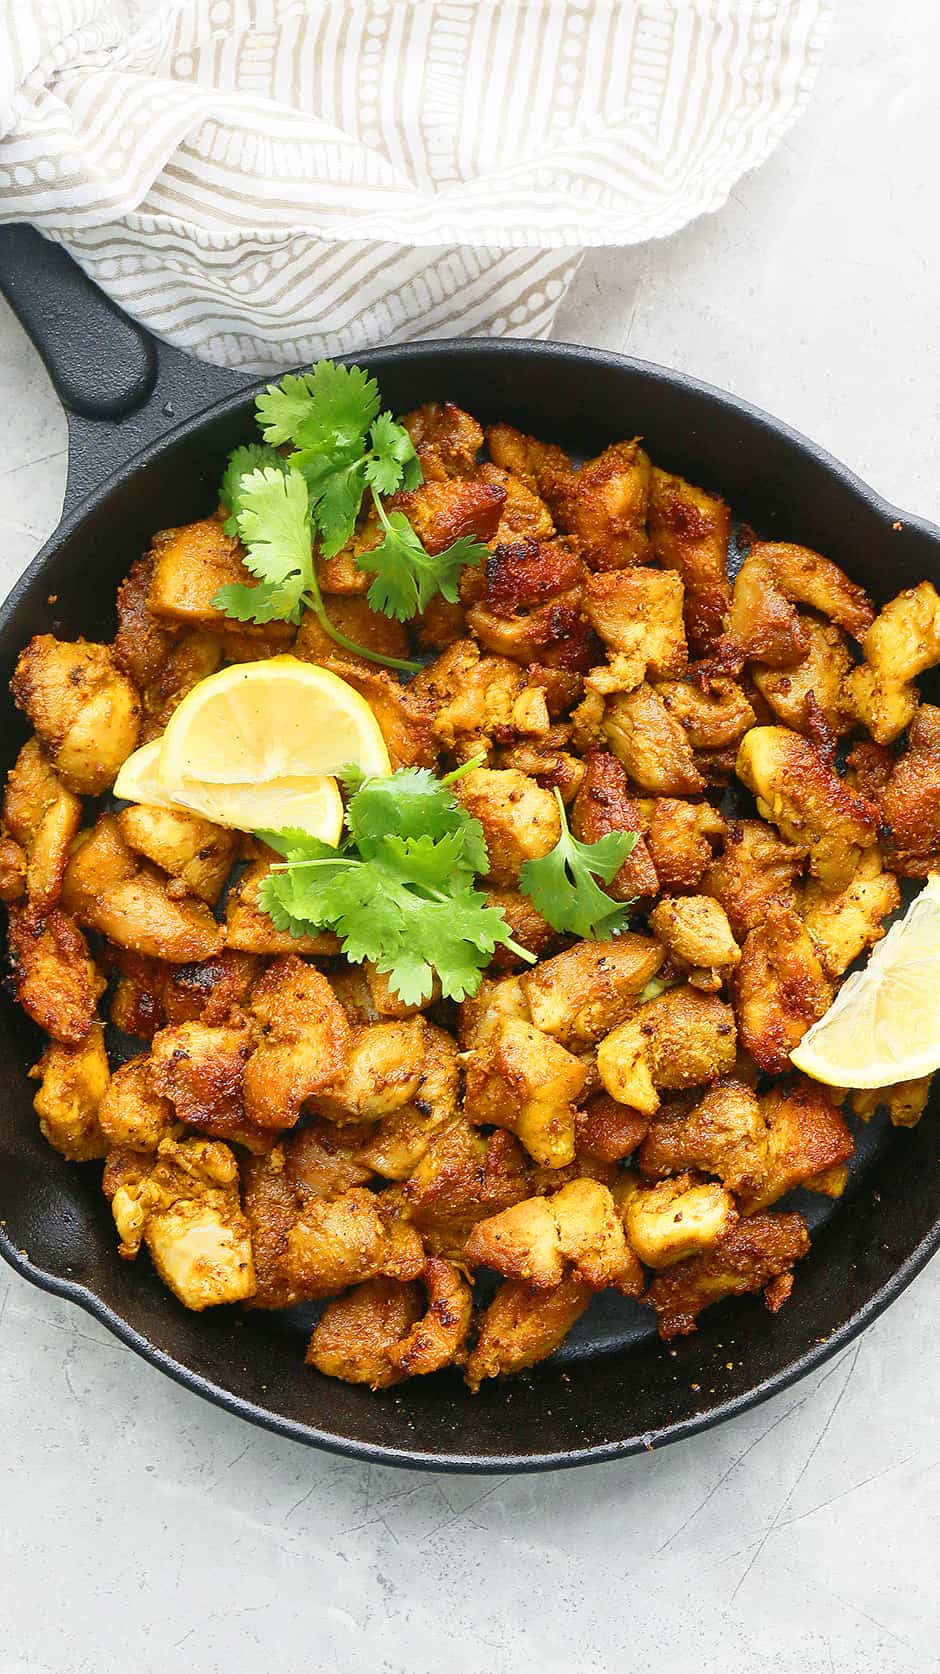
[0,224,248,516]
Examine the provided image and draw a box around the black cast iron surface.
[0,225,939,1470]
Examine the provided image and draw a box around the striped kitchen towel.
[0,0,832,371]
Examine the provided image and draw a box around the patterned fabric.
[0,0,832,371]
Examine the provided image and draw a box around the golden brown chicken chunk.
[463,1014,587,1167]
[549,440,652,570]
[851,1077,934,1129]
[844,581,940,744]
[97,1054,177,1151]
[618,1171,737,1267]
[485,422,572,497]
[402,1120,530,1259]
[294,594,410,675]
[281,1187,424,1300]
[751,617,854,738]
[138,630,224,741]
[383,1257,474,1379]
[521,935,665,1048]
[603,683,705,796]
[648,468,732,653]
[654,676,755,752]
[465,536,585,663]
[114,552,177,689]
[880,704,940,876]
[116,805,236,906]
[241,1129,374,1310]
[103,1134,256,1308]
[726,542,873,667]
[224,856,339,957]
[736,725,878,889]
[464,1274,592,1390]
[581,568,687,684]
[597,986,737,1115]
[313,1017,456,1129]
[802,851,900,977]
[11,635,140,794]
[476,462,556,545]
[648,895,740,991]
[412,637,551,759]
[637,797,726,893]
[703,818,806,940]
[466,1177,643,1297]
[7,905,105,1044]
[576,1092,651,1163]
[646,1211,810,1339]
[2,739,81,910]
[243,955,352,1130]
[733,908,832,1074]
[147,518,291,640]
[452,766,560,886]
[570,751,659,900]
[93,870,225,964]
[306,1276,424,1388]
[389,476,505,555]
[0,835,26,904]
[148,1020,257,1146]
[30,1021,110,1160]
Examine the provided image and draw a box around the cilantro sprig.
[214,360,489,669]
[519,789,638,940]
[256,761,530,1004]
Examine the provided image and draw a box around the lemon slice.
[159,656,391,787]
[114,736,346,841]
[791,876,940,1087]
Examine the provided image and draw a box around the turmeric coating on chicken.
[4,393,939,1399]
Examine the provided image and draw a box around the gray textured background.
[1,5,939,1671]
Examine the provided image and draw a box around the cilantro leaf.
[212,579,296,626]
[293,448,369,558]
[290,361,380,454]
[365,412,422,496]
[343,765,486,866]
[359,507,487,622]
[214,465,313,627]
[219,444,288,534]
[519,788,637,940]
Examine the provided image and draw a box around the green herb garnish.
[519,788,637,940]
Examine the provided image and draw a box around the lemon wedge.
[113,657,389,841]
[790,875,940,1088]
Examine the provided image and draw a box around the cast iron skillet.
[1,225,938,1473]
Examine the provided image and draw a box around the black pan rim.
[2,334,939,1473]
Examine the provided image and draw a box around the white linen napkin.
[0,0,832,372]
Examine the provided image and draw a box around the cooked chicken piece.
[61,813,138,925]
[603,684,705,796]
[294,595,410,675]
[476,462,556,544]
[305,1017,444,1126]
[2,739,81,910]
[881,704,940,876]
[570,750,659,901]
[97,1054,176,1150]
[850,1076,934,1129]
[485,423,572,498]
[0,834,26,902]
[802,850,900,977]
[463,1014,587,1167]
[617,1171,737,1267]
[484,888,559,967]
[636,797,726,893]
[464,1273,592,1390]
[703,818,806,940]
[354,1107,439,1180]
[649,895,740,991]
[161,949,259,1027]
[466,1177,642,1297]
[401,401,483,479]
[114,552,177,688]
[646,1211,810,1339]
[108,950,166,1039]
[844,738,896,801]
[93,870,225,964]
[413,593,468,651]
[7,905,105,1044]
[148,1020,259,1146]
[225,858,339,956]
[387,476,505,555]
[452,766,560,886]
[733,908,833,1073]
[639,1076,853,1211]
[282,1186,424,1300]
[403,1119,530,1259]
[844,581,940,743]
[736,725,878,889]
[597,986,737,1115]
[239,955,352,1130]
[520,934,665,1048]
[576,1092,650,1163]
[103,1134,256,1308]
[464,534,584,654]
[11,635,140,794]
[329,663,437,769]
[648,467,732,653]
[457,971,532,1047]
[117,804,236,905]
[752,617,854,737]
[581,568,687,685]
[29,1021,110,1160]
[548,440,652,570]
[306,1275,425,1388]
[412,638,551,758]
[726,542,874,667]
[654,677,755,751]
[147,518,291,641]
[383,1257,474,1378]
[346,1020,457,1174]
[139,630,223,740]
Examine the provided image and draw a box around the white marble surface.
[2,4,940,1671]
